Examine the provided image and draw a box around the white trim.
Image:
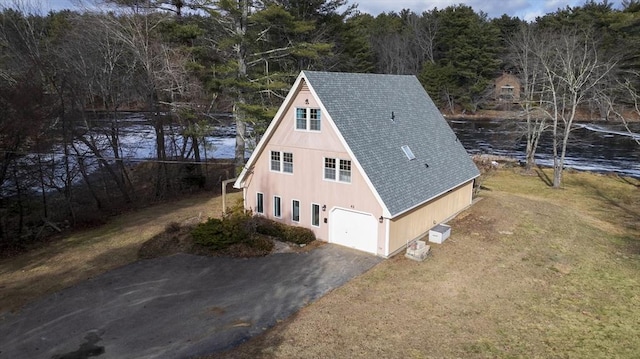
[305,78,392,217]
[234,73,308,189]
[291,199,300,223]
[384,217,390,257]
[293,107,322,132]
[322,157,351,184]
[256,192,265,214]
[311,203,321,228]
[273,195,282,218]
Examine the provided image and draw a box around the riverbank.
[444,109,640,122]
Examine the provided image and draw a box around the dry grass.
[0,191,242,313]
[210,169,640,359]
[2,168,639,358]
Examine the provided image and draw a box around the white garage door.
[330,208,378,255]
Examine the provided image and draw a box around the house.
[494,72,522,102]
[233,71,479,257]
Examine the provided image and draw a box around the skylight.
[401,145,416,160]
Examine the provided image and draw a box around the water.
[448,119,640,178]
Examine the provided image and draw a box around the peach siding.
[387,181,474,255]
[243,87,386,255]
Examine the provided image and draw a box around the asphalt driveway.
[0,244,381,359]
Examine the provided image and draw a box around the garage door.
[329,208,378,255]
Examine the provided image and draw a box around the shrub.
[191,211,253,249]
[254,217,287,238]
[254,217,315,244]
[283,226,315,245]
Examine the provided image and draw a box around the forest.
[1,0,640,249]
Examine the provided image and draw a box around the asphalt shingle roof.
[303,71,479,217]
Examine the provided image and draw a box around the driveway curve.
[0,244,381,359]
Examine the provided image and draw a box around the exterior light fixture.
[322,205,326,211]
[379,216,384,223]
[305,98,309,104]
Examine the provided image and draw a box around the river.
[448,119,640,178]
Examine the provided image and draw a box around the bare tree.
[535,28,616,187]
[508,23,548,172]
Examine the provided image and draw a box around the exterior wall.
[494,73,521,101]
[243,84,387,255]
[388,180,474,256]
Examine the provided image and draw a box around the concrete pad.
[0,244,381,358]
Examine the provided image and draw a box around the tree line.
[1,0,639,248]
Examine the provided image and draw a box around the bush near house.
[254,217,315,245]
[191,211,315,251]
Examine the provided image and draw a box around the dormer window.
[295,108,321,131]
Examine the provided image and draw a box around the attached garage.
[329,208,378,254]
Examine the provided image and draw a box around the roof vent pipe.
[391,111,395,121]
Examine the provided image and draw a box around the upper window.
[324,157,351,183]
[270,150,293,174]
[295,108,321,131]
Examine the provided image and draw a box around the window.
[295,108,321,131]
[296,108,306,130]
[270,151,280,171]
[283,152,293,173]
[324,157,351,183]
[339,160,351,182]
[401,145,416,160]
[310,109,321,131]
[311,203,320,227]
[256,193,264,214]
[273,196,281,218]
[324,158,336,180]
[292,200,300,222]
[270,151,293,174]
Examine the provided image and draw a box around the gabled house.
[494,72,522,102]
[234,71,479,257]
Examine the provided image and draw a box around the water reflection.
[448,119,640,178]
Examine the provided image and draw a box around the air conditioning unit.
[429,224,451,244]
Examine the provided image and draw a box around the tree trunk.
[234,0,249,171]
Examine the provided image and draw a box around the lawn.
[2,168,639,358]
[210,169,640,358]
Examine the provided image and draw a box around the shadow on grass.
[535,166,553,187]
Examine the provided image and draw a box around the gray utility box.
[429,224,451,244]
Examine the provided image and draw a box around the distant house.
[494,72,521,102]
[234,71,479,257]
